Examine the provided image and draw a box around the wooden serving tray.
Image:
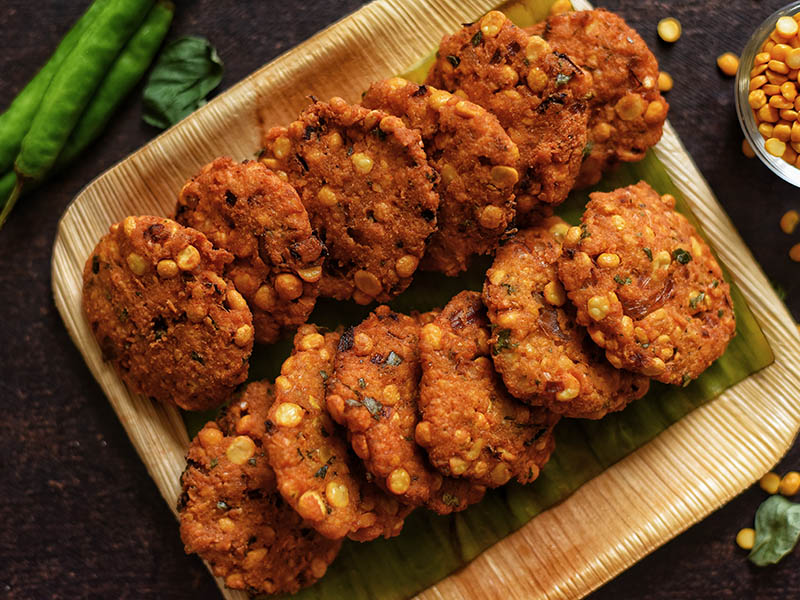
[51,0,800,598]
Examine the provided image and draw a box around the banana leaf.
[182,1,776,597]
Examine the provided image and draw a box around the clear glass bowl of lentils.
[736,0,800,187]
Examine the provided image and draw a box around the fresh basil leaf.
[749,495,800,566]
[142,36,223,129]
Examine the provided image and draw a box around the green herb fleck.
[190,351,204,365]
[493,328,516,354]
[471,30,483,46]
[216,500,230,510]
[579,223,591,239]
[501,283,517,295]
[446,54,461,67]
[358,377,367,389]
[613,275,632,286]
[689,292,705,309]
[441,493,461,507]
[319,370,328,381]
[581,141,594,158]
[672,248,692,265]
[210,457,218,468]
[555,72,572,86]
[314,465,329,479]
[643,247,653,261]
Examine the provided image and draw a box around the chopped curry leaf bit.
[613,274,632,285]
[672,248,692,264]
[314,464,329,479]
[358,377,367,389]
[582,140,594,157]
[689,292,705,309]
[555,72,572,86]
[446,54,461,67]
[643,247,653,261]
[190,351,205,364]
[579,223,591,239]
[441,493,461,507]
[493,328,516,354]
[209,457,218,468]
[216,500,230,510]
[501,283,517,295]
[471,30,483,46]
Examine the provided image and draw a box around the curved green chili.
[0,0,110,174]
[14,0,154,182]
[54,1,174,169]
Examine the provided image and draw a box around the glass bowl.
[735,0,800,188]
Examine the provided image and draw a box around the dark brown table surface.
[2,1,799,598]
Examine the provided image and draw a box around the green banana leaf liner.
[184,1,776,597]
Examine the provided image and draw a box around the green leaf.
[749,495,800,566]
[142,36,223,129]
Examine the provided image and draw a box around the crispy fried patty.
[176,157,324,344]
[557,182,735,384]
[82,216,252,411]
[261,97,439,304]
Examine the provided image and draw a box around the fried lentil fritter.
[327,306,485,512]
[178,381,341,596]
[557,182,736,385]
[261,97,439,304]
[362,78,519,275]
[264,325,410,541]
[417,291,559,487]
[82,216,252,411]
[425,11,591,217]
[483,217,649,418]
[175,157,324,344]
[529,10,668,187]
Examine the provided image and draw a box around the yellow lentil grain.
[736,528,756,550]
[549,0,572,15]
[760,471,781,494]
[791,243,800,262]
[742,139,756,158]
[774,122,793,141]
[777,15,799,38]
[765,137,787,156]
[779,471,800,496]
[758,122,775,139]
[781,210,800,233]
[717,52,739,76]
[772,43,792,61]
[657,17,681,43]
[787,47,800,70]
[657,71,673,92]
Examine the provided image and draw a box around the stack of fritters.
[80,10,724,597]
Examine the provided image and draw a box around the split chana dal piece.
[176,157,324,344]
[557,182,736,385]
[261,98,439,304]
[327,306,485,512]
[82,216,252,411]
[362,78,519,276]
[483,216,649,419]
[417,291,560,487]
[265,325,410,541]
[529,9,668,188]
[426,11,591,218]
[178,381,341,596]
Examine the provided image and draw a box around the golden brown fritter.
[178,381,341,596]
[327,306,485,513]
[82,216,252,411]
[362,78,519,275]
[529,10,668,187]
[261,97,439,304]
[264,325,410,541]
[175,157,324,344]
[417,291,559,487]
[483,217,649,418]
[557,182,736,385]
[425,11,591,218]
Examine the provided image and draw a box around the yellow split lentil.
[781,209,800,233]
[657,17,681,43]
[736,528,756,550]
[717,52,739,76]
[749,11,800,170]
[760,471,781,494]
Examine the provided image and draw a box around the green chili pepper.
[0,0,110,175]
[14,0,154,183]
[53,1,174,169]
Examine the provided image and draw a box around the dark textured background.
[1,1,799,598]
